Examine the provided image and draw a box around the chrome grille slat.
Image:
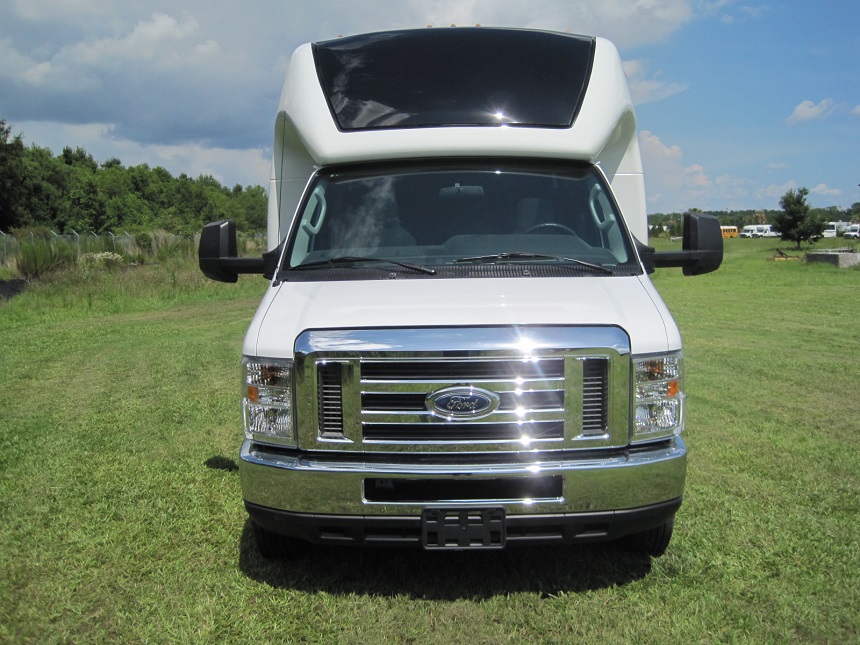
[361,359,565,381]
[364,421,564,442]
[359,379,564,394]
[360,410,567,425]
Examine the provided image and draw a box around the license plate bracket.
[421,507,506,550]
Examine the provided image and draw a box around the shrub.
[16,239,78,279]
[79,252,125,271]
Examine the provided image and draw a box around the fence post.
[0,230,5,265]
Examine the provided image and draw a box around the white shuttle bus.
[199,28,722,557]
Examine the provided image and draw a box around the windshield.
[284,161,640,278]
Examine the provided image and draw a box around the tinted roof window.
[313,29,595,131]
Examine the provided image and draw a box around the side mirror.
[638,213,723,276]
[199,220,273,283]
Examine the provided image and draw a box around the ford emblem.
[426,386,500,420]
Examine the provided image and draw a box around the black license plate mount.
[421,507,506,550]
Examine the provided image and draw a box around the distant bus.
[720,226,738,238]
[823,221,851,238]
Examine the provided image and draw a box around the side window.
[289,185,327,265]
[588,183,628,263]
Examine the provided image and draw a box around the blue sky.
[0,0,857,214]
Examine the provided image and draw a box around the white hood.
[245,275,680,358]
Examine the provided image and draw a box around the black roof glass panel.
[312,28,595,131]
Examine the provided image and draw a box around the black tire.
[251,520,304,559]
[619,518,674,557]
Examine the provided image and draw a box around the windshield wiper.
[291,256,437,275]
[453,252,614,275]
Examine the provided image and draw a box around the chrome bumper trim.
[239,436,686,515]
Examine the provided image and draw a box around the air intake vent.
[317,363,344,436]
[582,358,608,435]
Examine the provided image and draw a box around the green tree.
[773,187,825,249]
[61,146,98,172]
[67,174,110,232]
[20,145,75,230]
[0,123,268,234]
[0,119,26,231]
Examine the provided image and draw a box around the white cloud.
[407,0,693,48]
[755,181,796,201]
[638,130,787,212]
[10,13,220,85]
[711,2,769,24]
[16,120,271,188]
[0,9,269,149]
[640,130,715,211]
[852,105,860,116]
[766,162,789,170]
[11,0,110,21]
[63,13,215,70]
[809,183,842,197]
[623,60,687,105]
[787,99,835,125]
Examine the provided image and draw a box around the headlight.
[633,352,684,443]
[243,357,295,447]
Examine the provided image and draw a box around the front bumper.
[246,498,681,547]
[240,436,686,544]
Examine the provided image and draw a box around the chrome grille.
[582,358,609,435]
[360,357,565,445]
[296,327,631,453]
[317,362,344,436]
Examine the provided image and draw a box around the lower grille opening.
[506,524,566,541]
[364,476,563,503]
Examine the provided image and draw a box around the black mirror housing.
[643,213,723,276]
[199,220,268,283]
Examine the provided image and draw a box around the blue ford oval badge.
[426,386,500,420]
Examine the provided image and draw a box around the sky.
[0,0,857,214]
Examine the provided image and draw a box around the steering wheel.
[525,222,577,236]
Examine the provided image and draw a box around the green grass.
[1,238,858,643]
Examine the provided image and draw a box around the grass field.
[1,239,858,643]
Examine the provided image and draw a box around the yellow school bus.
[720,226,738,238]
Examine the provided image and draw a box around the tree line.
[649,203,859,237]
[0,119,266,236]
[650,194,860,248]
